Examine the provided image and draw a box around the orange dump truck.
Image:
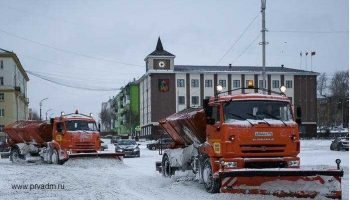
[5,111,123,164]
[156,92,343,199]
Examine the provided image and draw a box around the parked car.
[0,141,10,158]
[147,138,173,150]
[330,135,349,151]
[115,139,140,157]
[100,140,108,151]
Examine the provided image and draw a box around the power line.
[20,53,142,75]
[216,13,259,65]
[270,30,348,34]
[27,70,121,91]
[0,28,144,67]
[231,33,261,64]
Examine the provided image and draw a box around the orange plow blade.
[219,169,343,199]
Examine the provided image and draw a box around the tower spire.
[156,37,164,51]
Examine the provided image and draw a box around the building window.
[246,80,254,88]
[232,80,240,88]
[205,80,213,87]
[191,79,199,87]
[272,80,280,88]
[205,96,211,99]
[0,77,3,85]
[219,80,226,87]
[177,79,185,87]
[0,125,4,132]
[0,109,4,117]
[0,60,3,69]
[191,96,199,105]
[0,93,3,101]
[259,80,266,88]
[178,96,185,105]
[286,80,293,88]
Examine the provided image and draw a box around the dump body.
[159,107,206,147]
[5,121,53,147]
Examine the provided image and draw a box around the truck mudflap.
[68,152,124,160]
[218,168,343,199]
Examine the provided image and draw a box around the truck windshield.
[224,100,293,122]
[66,120,97,132]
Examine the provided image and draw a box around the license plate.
[255,132,273,136]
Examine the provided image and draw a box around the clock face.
[159,61,165,68]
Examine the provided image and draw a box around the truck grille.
[75,142,95,150]
[240,144,285,153]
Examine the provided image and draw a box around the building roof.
[174,65,319,75]
[147,37,175,57]
[0,48,30,81]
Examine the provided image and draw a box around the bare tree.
[32,112,40,120]
[317,72,328,97]
[329,70,349,98]
[99,107,112,132]
[329,70,349,127]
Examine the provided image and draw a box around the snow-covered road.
[0,140,348,200]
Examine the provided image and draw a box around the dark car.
[330,136,349,151]
[0,141,10,158]
[115,139,140,157]
[147,138,173,150]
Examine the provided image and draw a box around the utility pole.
[39,97,48,121]
[261,0,267,93]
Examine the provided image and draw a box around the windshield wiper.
[246,113,271,126]
[262,112,287,127]
[229,113,254,126]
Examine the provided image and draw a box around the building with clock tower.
[135,37,319,139]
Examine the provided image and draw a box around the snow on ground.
[0,140,348,200]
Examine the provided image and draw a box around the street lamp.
[45,109,52,121]
[39,98,48,121]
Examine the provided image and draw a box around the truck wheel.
[202,159,220,193]
[50,149,59,164]
[162,154,174,177]
[151,146,156,150]
[10,147,25,163]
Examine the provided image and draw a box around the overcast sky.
[0,0,348,121]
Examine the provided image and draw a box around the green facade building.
[115,81,140,137]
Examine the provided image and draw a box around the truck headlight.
[224,161,237,168]
[288,160,300,167]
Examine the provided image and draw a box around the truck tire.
[162,154,174,177]
[151,146,156,150]
[10,147,25,163]
[202,159,220,193]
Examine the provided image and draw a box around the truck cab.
[52,112,102,154]
[203,94,301,171]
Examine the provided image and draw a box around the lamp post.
[45,109,52,121]
[39,98,48,121]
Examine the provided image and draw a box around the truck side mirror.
[98,123,101,132]
[203,99,212,117]
[296,106,302,126]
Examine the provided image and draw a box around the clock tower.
[145,37,175,72]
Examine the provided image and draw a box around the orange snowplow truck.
[156,89,343,199]
[4,111,123,164]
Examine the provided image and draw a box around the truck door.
[54,122,64,146]
[206,105,222,154]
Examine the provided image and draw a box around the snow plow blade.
[68,152,124,160]
[218,168,343,199]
